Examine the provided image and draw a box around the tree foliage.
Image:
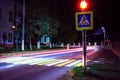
[26,2,60,43]
[25,0,78,44]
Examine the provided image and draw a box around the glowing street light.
[12,26,16,29]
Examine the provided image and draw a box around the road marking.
[37,59,61,66]
[75,62,82,67]
[0,56,91,67]
[29,58,53,65]
[65,60,82,67]
[46,59,68,66]
[75,60,91,67]
[55,60,75,67]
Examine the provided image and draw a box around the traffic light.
[80,0,87,10]
[76,0,90,11]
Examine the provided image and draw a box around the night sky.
[26,0,120,41]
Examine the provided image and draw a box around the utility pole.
[22,0,25,50]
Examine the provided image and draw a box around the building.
[41,34,50,45]
[0,0,51,48]
[0,0,23,47]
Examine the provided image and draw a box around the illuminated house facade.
[0,0,23,47]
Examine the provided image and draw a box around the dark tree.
[2,32,7,46]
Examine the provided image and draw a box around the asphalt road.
[0,47,101,80]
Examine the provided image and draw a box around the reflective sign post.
[75,11,93,74]
[82,30,87,73]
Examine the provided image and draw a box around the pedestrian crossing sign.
[75,11,93,31]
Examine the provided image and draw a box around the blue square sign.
[75,11,93,31]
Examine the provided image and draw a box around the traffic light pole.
[82,30,87,73]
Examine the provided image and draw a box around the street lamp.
[12,25,16,48]
[12,16,21,52]
[101,27,108,46]
[101,27,105,46]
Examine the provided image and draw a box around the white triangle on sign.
[79,15,90,26]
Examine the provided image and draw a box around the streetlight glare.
[80,0,87,9]
[101,27,104,30]
[12,26,16,29]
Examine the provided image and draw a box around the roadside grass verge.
[0,46,64,54]
[87,63,120,79]
[69,61,120,80]
[59,58,120,80]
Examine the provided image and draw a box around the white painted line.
[65,60,82,67]
[46,59,68,66]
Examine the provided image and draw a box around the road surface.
[0,46,100,80]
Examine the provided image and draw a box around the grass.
[68,61,120,80]
[59,53,120,80]
[72,66,85,78]
[0,47,15,53]
[87,63,120,79]
[0,45,64,54]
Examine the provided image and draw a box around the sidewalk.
[87,48,120,80]
[57,48,120,80]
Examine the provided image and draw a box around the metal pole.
[16,20,19,52]
[102,27,105,46]
[82,30,87,73]
[16,26,18,52]
[103,30,105,46]
[22,0,25,50]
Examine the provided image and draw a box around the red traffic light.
[80,0,87,9]
[76,0,91,11]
